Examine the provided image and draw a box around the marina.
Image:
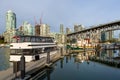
[1,1,120,80]
[0,47,120,80]
[30,55,120,80]
[0,47,62,80]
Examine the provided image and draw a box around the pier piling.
[47,52,50,64]
[20,52,25,79]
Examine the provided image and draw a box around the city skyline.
[0,0,120,35]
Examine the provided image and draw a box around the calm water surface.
[0,48,10,71]
[36,54,120,80]
[1,48,120,80]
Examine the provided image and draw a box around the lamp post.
[20,47,25,79]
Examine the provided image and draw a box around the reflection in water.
[35,67,53,80]
[60,48,63,56]
[46,68,50,80]
[87,61,90,64]
[76,62,79,70]
[0,48,10,71]
[60,58,64,69]
[69,54,72,60]
[31,51,120,80]
[66,56,68,63]
[75,51,92,63]
[100,49,120,59]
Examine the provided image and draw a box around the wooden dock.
[0,50,63,80]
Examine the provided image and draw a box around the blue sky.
[0,0,120,37]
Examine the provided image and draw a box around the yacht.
[10,35,57,62]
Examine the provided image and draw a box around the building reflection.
[46,68,50,80]
[99,49,120,59]
[60,58,64,69]
[33,67,54,80]
[66,56,69,63]
[75,51,95,63]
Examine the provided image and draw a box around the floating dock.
[0,50,64,80]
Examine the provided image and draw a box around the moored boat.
[10,35,57,62]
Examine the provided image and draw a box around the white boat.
[10,35,57,62]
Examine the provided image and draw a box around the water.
[100,49,120,58]
[0,48,10,71]
[35,54,120,80]
[0,48,120,80]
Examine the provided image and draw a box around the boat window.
[10,49,22,54]
[14,36,54,43]
[31,37,36,42]
[42,38,45,42]
[10,50,16,54]
[36,37,39,42]
[45,38,53,43]
[22,37,26,42]
[39,38,42,42]
[23,37,30,42]
[22,49,32,54]
[16,49,22,54]
[27,37,31,42]
[20,37,24,42]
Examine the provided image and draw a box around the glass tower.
[6,10,16,31]
[4,10,17,43]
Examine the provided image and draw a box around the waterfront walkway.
[0,50,63,80]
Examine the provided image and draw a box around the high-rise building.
[41,24,50,36]
[22,21,33,35]
[50,32,65,45]
[66,27,71,34]
[35,24,40,36]
[60,24,64,34]
[35,24,50,36]
[54,33,64,44]
[101,32,106,42]
[17,21,33,36]
[74,24,85,32]
[4,10,16,43]
[55,33,62,44]
[50,32,56,38]
[106,31,113,40]
[101,31,113,42]
[6,10,16,30]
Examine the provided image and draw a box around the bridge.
[67,20,120,47]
